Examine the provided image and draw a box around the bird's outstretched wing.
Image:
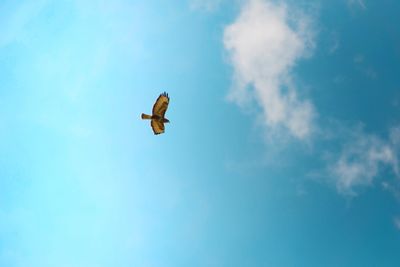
[151,120,165,135]
[152,92,169,118]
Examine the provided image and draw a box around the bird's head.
[165,119,170,123]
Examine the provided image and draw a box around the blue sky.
[1,0,400,266]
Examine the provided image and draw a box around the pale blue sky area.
[1,0,400,266]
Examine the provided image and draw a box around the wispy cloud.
[328,32,340,54]
[348,0,367,10]
[223,0,400,204]
[394,217,400,230]
[329,127,400,196]
[353,54,378,79]
[223,0,316,139]
[353,54,364,63]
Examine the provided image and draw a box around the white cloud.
[223,0,315,139]
[330,128,400,195]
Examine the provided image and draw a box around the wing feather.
[151,120,165,135]
[152,92,169,117]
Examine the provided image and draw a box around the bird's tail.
[141,113,152,120]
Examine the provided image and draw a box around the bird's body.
[141,92,170,135]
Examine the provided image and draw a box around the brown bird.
[141,92,170,135]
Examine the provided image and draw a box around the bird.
[141,92,170,135]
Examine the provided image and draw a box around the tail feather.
[141,113,152,120]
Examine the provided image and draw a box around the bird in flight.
[141,92,170,135]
